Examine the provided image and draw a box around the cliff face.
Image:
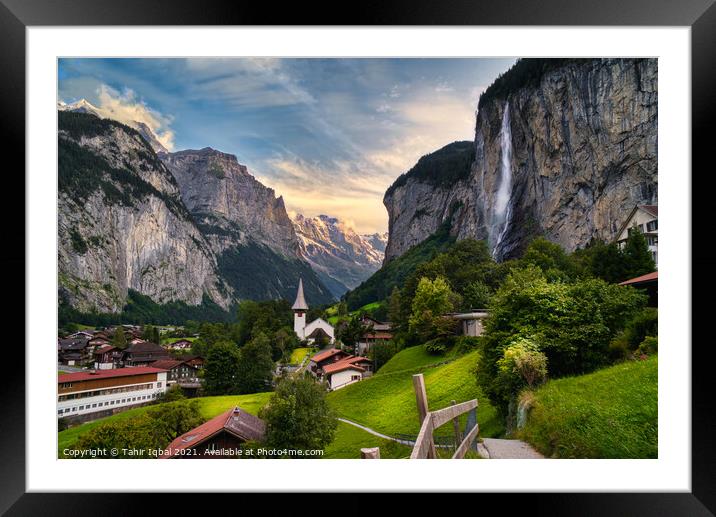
[292,214,386,297]
[58,112,231,313]
[161,148,334,305]
[384,58,658,261]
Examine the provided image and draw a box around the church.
[292,279,335,345]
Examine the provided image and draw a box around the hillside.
[327,350,503,439]
[344,225,456,310]
[518,356,658,458]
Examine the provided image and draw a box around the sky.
[58,58,516,234]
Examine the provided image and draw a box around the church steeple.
[292,279,308,340]
[292,278,309,311]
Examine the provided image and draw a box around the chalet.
[615,205,658,266]
[151,359,200,385]
[619,271,658,307]
[67,330,95,340]
[57,367,167,423]
[322,355,374,390]
[309,348,352,377]
[356,316,394,356]
[58,338,92,366]
[165,339,193,351]
[162,407,266,458]
[181,355,205,370]
[93,345,122,370]
[122,341,171,367]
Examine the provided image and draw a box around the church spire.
[292,278,309,311]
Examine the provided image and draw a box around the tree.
[408,276,460,343]
[260,376,338,452]
[236,333,275,394]
[203,341,242,395]
[142,324,160,343]
[337,301,348,316]
[573,239,626,283]
[520,237,577,280]
[621,229,656,280]
[273,326,299,363]
[112,327,127,350]
[462,280,492,310]
[336,315,371,355]
[367,340,400,371]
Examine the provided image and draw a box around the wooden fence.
[410,373,479,459]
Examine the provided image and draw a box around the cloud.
[95,84,176,151]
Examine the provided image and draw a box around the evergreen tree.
[236,333,275,394]
[621,229,656,280]
[112,327,127,350]
[203,341,241,395]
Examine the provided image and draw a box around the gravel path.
[480,438,544,459]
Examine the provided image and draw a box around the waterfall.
[490,101,513,258]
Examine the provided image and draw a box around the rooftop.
[292,278,309,311]
[310,348,346,364]
[58,366,167,383]
[162,407,266,458]
[619,271,658,286]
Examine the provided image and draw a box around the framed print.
[3,0,713,513]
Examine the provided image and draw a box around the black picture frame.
[2,0,711,513]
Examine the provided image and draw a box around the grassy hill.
[327,350,503,439]
[377,345,456,375]
[323,421,413,459]
[518,356,658,458]
[344,227,455,310]
[58,392,272,455]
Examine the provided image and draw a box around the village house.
[151,359,201,385]
[308,348,352,377]
[322,355,374,390]
[615,205,658,266]
[619,271,658,307]
[57,367,167,424]
[164,339,193,351]
[356,316,394,356]
[162,407,266,459]
[122,341,171,367]
[92,345,122,370]
[292,278,335,345]
[181,355,205,370]
[58,337,93,366]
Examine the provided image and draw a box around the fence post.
[412,374,437,458]
[360,447,380,459]
[451,399,461,448]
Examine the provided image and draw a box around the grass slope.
[323,421,413,459]
[289,347,315,365]
[58,392,272,454]
[518,356,658,458]
[327,350,502,439]
[377,345,452,375]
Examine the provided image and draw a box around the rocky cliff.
[161,148,334,305]
[58,111,334,316]
[58,111,232,313]
[383,58,658,261]
[292,214,386,297]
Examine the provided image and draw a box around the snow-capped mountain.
[292,214,387,298]
[58,99,168,154]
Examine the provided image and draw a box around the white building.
[615,205,658,266]
[447,311,489,337]
[57,366,168,421]
[292,278,335,345]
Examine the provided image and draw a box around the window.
[92,403,97,408]
[157,382,162,388]
[58,410,63,415]
[60,382,73,389]
[646,220,658,232]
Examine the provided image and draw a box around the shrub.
[424,338,449,355]
[155,384,186,404]
[453,336,482,355]
[492,337,548,408]
[637,336,658,356]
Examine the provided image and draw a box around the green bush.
[424,338,449,355]
[637,336,658,356]
[478,266,647,413]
